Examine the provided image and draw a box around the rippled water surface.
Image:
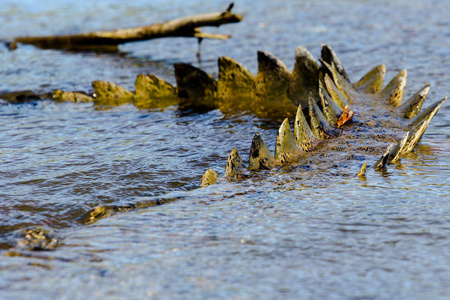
[1,0,449,299]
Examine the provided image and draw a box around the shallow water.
[1,0,449,299]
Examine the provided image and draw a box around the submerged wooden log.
[217,56,256,112]
[10,3,243,51]
[255,51,298,119]
[0,90,51,103]
[92,81,135,107]
[28,44,444,228]
[194,44,447,186]
[134,74,178,110]
[174,63,218,109]
[4,44,445,186]
[53,90,94,103]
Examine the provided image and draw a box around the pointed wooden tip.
[397,83,430,119]
[308,93,339,139]
[319,80,343,123]
[174,63,217,103]
[275,118,302,163]
[134,74,178,109]
[408,96,446,129]
[323,73,350,110]
[295,45,317,63]
[289,46,319,107]
[217,56,256,101]
[378,69,407,107]
[200,169,219,188]
[294,104,321,151]
[218,56,255,80]
[257,51,291,75]
[225,147,246,180]
[375,130,411,169]
[353,64,386,94]
[374,144,395,170]
[249,132,277,170]
[256,50,293,113]
[320,44,349,81]
[356,162,368,177]
[402,97,447,154]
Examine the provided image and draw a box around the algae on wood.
[92,81,135,107]
[174,63,218,109]
[134,74,178,110]
[53,90,94,103]
[255,51,297,119]
[217,56,256,112]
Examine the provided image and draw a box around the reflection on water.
[0,0,449,298]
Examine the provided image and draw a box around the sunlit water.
[0,0,449,299]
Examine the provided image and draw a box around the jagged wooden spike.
[389,131,410,164]
[407,97,446,129]
[402,97,446,154]
[134,74,178,109]
[320,44,349,81]
[275,118,303,164]
[323,73,350,110]
[288,46,320,107]
[249,132,277,170]
[376,69,407,107]
[374,131,409,169]
[256,50,291,99]
[397,83,430,119]
[294,104,321,151]
[322,60,354,101]
[374,143,395,170]
[92,81,135,107]
[217,56,256,104]
[174,63,217,109]
[308,93,339,139]
[225,147,246,180]
[352,65,386,94]
[200,169,219,188]
[255,51,297,118]
[356,162,368,178]
[319,80,342,126]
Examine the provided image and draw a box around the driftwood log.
[10,3,242,51]
[73,44,446,223]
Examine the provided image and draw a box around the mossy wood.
[2,44,446,199]
[33,44,445,226]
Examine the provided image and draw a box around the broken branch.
[10,3,243,51]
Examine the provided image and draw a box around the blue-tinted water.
[0,0,449,298]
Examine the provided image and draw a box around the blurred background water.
[0,0,449,298]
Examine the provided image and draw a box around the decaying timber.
[20,43,443,185]
[2,44,446,205]
[42,44,446,227]
[9,3,242,51]
[190,44,446,185]
[0,90,51,104]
